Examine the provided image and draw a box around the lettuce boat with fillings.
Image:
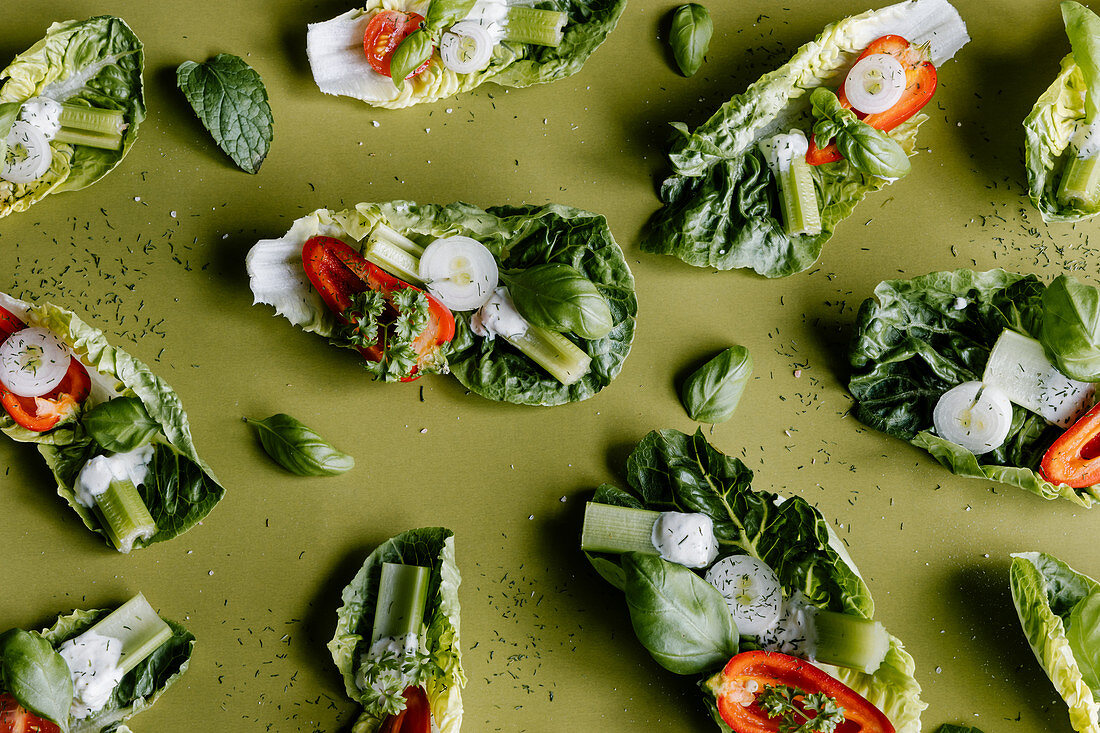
[1010,553,1100,733]
[642,0,969,278]
[329,528,464,732]
[580,429,923,732]
[305,0,625,109]
[0,292,224,552]
[0,16,144,219]
[1026,2,1100,223]
[0,593,193,733]
[246,201,636,406]
[848,268,1100,506]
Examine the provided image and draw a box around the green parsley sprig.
[758,684,846,733]
[358,636,434,716]
[337,287,445,382]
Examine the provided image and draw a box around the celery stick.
[504,325,591,385]
[53,128,123,150]
[372,563,430,644]
[502,7,566,47]
[59,105,126,136]
[94,478,156,554]
[366,224,425,285]
[1059,152,1100,208]
[87,593,172,675]
[580,502,660,555]
[811,609,890,673]
[777,156,821,236]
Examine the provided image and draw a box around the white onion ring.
[1,120,52,184]
[419,236,499,311]
[0,327,71,397]
[844,53,906,114]
[440,21,494,74]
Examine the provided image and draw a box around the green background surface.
[0,0,1094,731]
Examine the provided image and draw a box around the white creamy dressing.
[650,511,718,568]
[355,631,420,695]
[18,97,63,140]
[757,129,809,177]
[756,594,818,659]
[74,445,155,508]
[58,630,126,719]
[470,287,528,340]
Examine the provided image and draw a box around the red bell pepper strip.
[301,236,455,381]
[0,305,91,433]
[715,651,895,733]
[806,34,937,166]
[1041,402,1100,488]
[379,686,431,733]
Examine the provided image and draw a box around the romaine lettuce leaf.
[587,428,926,732]
[642,0,969,278]
[246,201,637,406]
[39,606,194,733]
[328,527,464,733]
[0,16,145,218]
[1010,553,1100,733]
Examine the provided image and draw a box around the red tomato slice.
[363,10,431,79]
[0,694,62,733]
[379,686,431,733]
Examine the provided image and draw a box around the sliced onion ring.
[419,236,499,311]
[0,327,71,397]
[440,21,494,74]
[844,53,906,115]
[932,381,1013,455]
[705,554,783,637]
[1,120,52,184]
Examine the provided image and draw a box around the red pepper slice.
[379,686,431,733]
[806,34,937,166]
[0,693,62,733]
[715,651,894,733]
[1041,402,1100,488]
[301,236,455,381]
[0,306,91,433]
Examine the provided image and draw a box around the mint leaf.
[176,53,273,174]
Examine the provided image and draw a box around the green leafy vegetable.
[621,552,738,674]
[1068,589,1100,698]
[506,263,613,340]
[390,29,432,91]
[244,413,354,476]
[810,88,911,179]
[759,685,845,733]
[1040,273,1100,381]
[82,396,159,453]
[0,628,72,727]
[426,0,478,31]
[0,16,145,219]
[680,346,752,423]
[175,54,272,174]
[669,4,712,77]
[338,288,436,382]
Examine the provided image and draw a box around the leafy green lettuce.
[586,429,926,733]
[642,0,969,278]
[848,268,1100,506]
[308,0,626,110]
[39,605,194,733]
[246,202,637,406]
[1010,553,1100,733]
[329,528,464,733]
[0,16,145,219]
[0,292,225,550]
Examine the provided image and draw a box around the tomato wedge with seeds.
[0,694,61,733]
[364,10,431,79]
[379,686,431,733]
[806,34,937,166]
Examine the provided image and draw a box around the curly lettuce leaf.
[1010,553,1100,733]
[0,16,145,218]
[588,429,925,732]
[39,606,194,733]
[246,202,637,406]
[307,0,625,110]
[329,528,464,733]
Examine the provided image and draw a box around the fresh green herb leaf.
[759,684,845,733]
[680,345,752,423]
[669,4,712,77]
[357,637,434,716]
[0,628,73,728]
[390,29,432,90]
[810,88,910,179]
[176,54,273,174]
[244,413,354,476]
[83,396,159,452]
[1040,273,1100,381]
[506,263,613,340]
[341,289,387,351]
[426,0,478,32]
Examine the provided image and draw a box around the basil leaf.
[426,0,478,31]
[621,552,738,675]
[176,54,273,174]
[83,396,159,452]
[0,628,73,728]
[390,29,433,90]
[669,4,712,77]
[680,346,752,423]
[506,263,614,339]
[244,414,354,476]
[810,87,910,179]
[1040,273,1100,381]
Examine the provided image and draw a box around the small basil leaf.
[83,396,159,452]
[0,628,73,728]
[810,87,910,178]
[669,4,712,77]
[390,29,433,90]
[426,0,478,31]
[680,346,753,423]
[506,263,614,339]
[1040,273,1100,381]
[176,54,273,174]
[621,552,738,674]
[244,414,354,476]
